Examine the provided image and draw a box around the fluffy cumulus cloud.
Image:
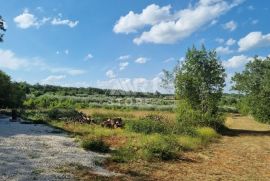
[106,70,116,78]
[135,57,148,64]
[223,55,252,68]
[97,73,172,93]
[14,9,39,29]
[119,62,129,70]
[113,4,172,34]
[14,9,78,29]
[238,32,270,52]
[114,0,242,45]
[41,75,66,85]
[223,20,237,31]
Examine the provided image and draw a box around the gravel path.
[0,116,112,181]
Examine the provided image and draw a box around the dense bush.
[176,100,224,130]
[142,135,179,160]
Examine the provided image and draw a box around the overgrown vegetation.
[232,56,270,123]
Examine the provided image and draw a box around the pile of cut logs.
[70,111,124,128]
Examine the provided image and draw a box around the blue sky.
[0,0,269,93]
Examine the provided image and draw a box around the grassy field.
[29,107,219,180]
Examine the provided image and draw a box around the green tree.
[232,56,270,123]
[163,46,226,129]
[0,16,6,42]
[173,45,226,114]
[0,70,26,108]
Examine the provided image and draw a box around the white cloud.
[115,0,242,45]
[118,55,130,60]
[84,53,93,61]
[119,62,129,70]
[113,4,172,34]
[223,20,237,31]
[238,32,270,52]
[216,46,233,54]
[14,9,39,29]
[226,38,236,46]
[97,73,173,93]
[14,9,78,29]
[0,49,28,69]
[106,70,116,78]
[223,55,252,68]
[135,57,148,64]
[41,75,66,85]
[215,38,225,44]
[51,17,79,28]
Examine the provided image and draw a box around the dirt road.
[150,114,270,180]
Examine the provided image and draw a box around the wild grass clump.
[196,127,219,144]
[81,139,110,153]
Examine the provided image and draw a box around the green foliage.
[0,70,26,108]
[47,108,79,120]
[174,45,226,114]
[232,57,270,123]
[176,100,224,130]
[163,45,226,130]
[81,139,110,153]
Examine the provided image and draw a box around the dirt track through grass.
[146,114,270,180]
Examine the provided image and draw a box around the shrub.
[140,135,180,161]
[176,100,224,130]
[126,119,168,134]
[81,139,110,153]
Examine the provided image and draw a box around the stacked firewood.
[101,117,124,128]
[70,111,124,128]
